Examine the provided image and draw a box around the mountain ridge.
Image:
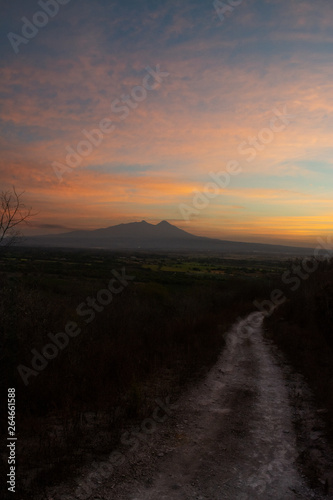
[20,220,315,255]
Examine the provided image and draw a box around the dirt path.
[51,312,333,499]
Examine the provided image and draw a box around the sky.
[1,0,333,246]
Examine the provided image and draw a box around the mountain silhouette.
[21,220,314,255]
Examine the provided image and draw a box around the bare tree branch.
[0,187,36,248]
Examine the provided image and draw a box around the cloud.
[2,0,333,244]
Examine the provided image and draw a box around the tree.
[0,187,34,248]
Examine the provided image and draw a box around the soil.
[46,312,333,500]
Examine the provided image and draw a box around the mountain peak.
[21,219,314,254]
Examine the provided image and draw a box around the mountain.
[20,220,314,255]
[59,220,194,240]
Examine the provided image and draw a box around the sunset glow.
[1,0,333,246]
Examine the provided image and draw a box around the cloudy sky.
[1,0,333,246]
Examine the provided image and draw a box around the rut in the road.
[126,312,329,500]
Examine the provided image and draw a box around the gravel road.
[50,312,333,500]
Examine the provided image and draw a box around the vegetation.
[0,247,282,497]
[264,257,333,437]
[0,187,34,248]
[5,246,333,497]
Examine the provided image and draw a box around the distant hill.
[20,220,314,255]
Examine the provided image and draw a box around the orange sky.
[1,0,333,246]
